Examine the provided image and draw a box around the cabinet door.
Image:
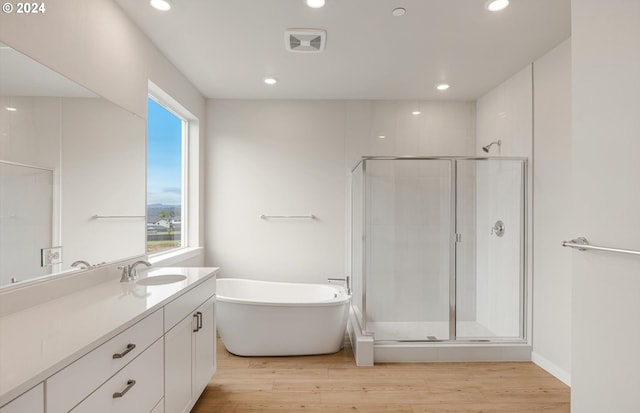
[0,383,43,413]
[164,314,194,413]
[193,296,216,397]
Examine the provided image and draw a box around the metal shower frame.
[350,155,528,344]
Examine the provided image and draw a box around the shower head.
[482,140,502,153]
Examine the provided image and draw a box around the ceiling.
[114,0,571,101]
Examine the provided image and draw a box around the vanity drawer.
[46,309,163,413]
[70,338,163,413]
[164,276,215,331]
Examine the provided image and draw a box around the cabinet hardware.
[193,312,203,332]
[112,343,136,359]
[112,379,136,398]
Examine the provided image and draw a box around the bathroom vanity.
[0,266,218,413]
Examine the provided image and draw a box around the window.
[146,96,186,254]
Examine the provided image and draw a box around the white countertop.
[0,266,218,406]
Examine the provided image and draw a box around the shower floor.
[367,320,496,341]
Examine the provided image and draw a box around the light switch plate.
[41,246,63,267]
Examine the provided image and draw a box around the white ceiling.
[115,0,571,101]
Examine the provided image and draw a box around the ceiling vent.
[285,29,326,53]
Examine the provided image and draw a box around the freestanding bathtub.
[216,278,350,356]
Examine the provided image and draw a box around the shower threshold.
[367,321,496,341]
[348,312,530,365]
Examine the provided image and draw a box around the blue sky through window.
[147,97,182,206]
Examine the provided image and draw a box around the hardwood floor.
[192,337,570,413]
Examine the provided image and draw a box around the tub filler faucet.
[327,277,351,295]
[118,260,152,282]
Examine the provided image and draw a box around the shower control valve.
[491,220,505,237]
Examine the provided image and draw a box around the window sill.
[148,246,204,267]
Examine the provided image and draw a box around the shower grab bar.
[562,237,640,256]
[260,214,316,220]
[92,215,146,219]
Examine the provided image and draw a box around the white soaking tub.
[216,278,350,356]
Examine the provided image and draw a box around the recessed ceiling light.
[306,0,325,8]
[436,83,450,91]
[412,111,421,115]
[264,77,278,85]
[150,0,172,11]
[485,0,509,12]
[378,135,386,139]
[5,107,17,112]
[392,7,406,17]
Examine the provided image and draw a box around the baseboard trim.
[531,351,571,386]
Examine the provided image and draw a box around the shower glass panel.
[363,159,452,341]
[455,159,525,339]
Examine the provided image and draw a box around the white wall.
[0,0,206,268]
[475,65,532,337]
[571,1,640,411]
[476,65,533,158]
[531,39,572,385]
[206,100,347,282]
[206,99,476,285]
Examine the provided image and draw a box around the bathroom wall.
[206,100,346,282]
[475,65,533,337]
[0,0,206,268]
[206,99,476,284]
[531,39,572,385]
[571,0,640,410]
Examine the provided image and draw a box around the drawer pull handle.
[193,312,203,332]
[112,343,136,359]
[112,379,136,398]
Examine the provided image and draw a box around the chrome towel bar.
[562,237,640,256]
[260,214,316,220]
[92,215,145,219]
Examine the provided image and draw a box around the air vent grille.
[285,29,326,53]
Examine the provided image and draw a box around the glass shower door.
[364,159,452,341]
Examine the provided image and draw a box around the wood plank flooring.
[191,337,570,413]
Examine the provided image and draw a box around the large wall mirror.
[0,42,146,287]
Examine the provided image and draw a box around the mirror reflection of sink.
[136,274,187,286]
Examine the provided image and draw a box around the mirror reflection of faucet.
[491,220,505,237]
[71,260,91,269]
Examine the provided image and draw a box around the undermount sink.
[136,274,187,286]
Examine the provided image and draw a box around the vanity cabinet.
[47,309,164,413]
[0,268,217,413]
[165,280,216,413]
[0,384,43,413]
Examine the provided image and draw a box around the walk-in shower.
[349,156,529,364]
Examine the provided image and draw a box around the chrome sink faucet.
[118,260,152,282]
